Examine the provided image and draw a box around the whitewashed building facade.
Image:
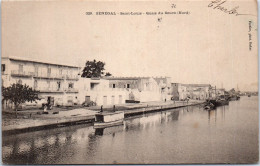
[2,56,81,107]
[78,77,127,106]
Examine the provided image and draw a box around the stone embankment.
[2,100,205,135]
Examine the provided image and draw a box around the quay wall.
[3,101,205,135]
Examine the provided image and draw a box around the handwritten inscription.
[171,3,176,8]
[248,21,252,51]
[208,0,254,16]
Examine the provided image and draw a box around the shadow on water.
[94,125,124,136]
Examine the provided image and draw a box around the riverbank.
[2,100,205,135]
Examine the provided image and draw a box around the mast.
[215,85,217,98]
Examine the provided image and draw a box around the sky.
[2,0,258,91]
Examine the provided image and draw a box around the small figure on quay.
[43,105,48,112]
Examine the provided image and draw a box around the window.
[47,67,51,77]
[68,83,74,88]
[34,80,38,89]
[90,83,95,90]
[59,68,62,75]
[19,64,23,72]
[1,64,5,72]
[34,66,39,76]
[127,84,130,88]
[47,80,50,88]
[57,81,61,90]
[112,84,116,88]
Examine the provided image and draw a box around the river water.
[2,96,259,164]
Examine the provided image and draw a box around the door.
[85,96,90,103]
[67,96,73,106]
[119,95,122,104]
[103,96,107,106]
[47,96,54,105]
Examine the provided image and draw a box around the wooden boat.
[94,111,124,129]
[206,96,229,109]
[204,86,229,110]
[229,95,240,101]
[215,99,229,106]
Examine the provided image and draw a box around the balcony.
[64,88,79,93]
[35,87,64,93]
[65,75,79,80]
[11,70,35,77]
[33,73,64,80]
[111,88,126,91]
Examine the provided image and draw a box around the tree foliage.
[2,83,40,112]
[105,72,112,77]
[81,59,112,78]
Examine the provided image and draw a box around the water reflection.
[95,125,124,136]
[2,97,258,164]
[124,110,180,131]
[206,105,228,125]
[3,110,180,164]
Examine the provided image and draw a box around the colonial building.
[178,84,188,100]
[170,83,211,101]
[183,84,211,100]
[170,83,180,100]
[78,77,127,106]
[2,56,81,107]
[154,77,172,101]
[103,76,163,102]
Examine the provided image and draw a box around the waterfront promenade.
[2,100,205,134]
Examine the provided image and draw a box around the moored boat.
[204,86,229,110]
[215,99,229,106]
[229,95,240,101]
[94,111,124,129]
[206,95,229,110]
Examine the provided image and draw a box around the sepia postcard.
[1,0,258,164]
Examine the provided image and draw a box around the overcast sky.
[2,0,258,91]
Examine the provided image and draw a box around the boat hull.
[207,99,229,108]
[94,120,124,129]
[215,100,229,106]
[229,96,240,101]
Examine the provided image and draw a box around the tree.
[81,59,112,78]
[2,83,40,117]
[229,88,236,95]
[105,72,112,77]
